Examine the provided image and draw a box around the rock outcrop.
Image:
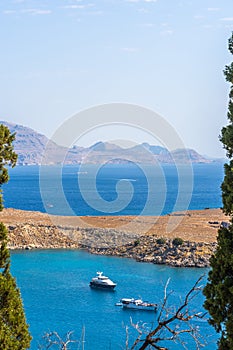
[0,208,228,267]
[5,221,216,268]
[85,236,216,268]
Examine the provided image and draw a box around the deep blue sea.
[5,163,224,349]
[4,163,223,216]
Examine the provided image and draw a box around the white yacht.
[89,272,117,290]
[117,298,157,311]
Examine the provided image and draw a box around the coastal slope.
[1,208,228,267]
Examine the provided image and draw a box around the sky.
[0,0,233,157]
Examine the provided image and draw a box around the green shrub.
[156,237,166,245]
[172,237,184,246]
[134,239,140,246]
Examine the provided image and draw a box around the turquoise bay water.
[11,250,216,350]
[6,164,224,349]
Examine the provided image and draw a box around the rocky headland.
[0,208,229,268]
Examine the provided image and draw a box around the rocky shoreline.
[85,237,217,268]
[0,208,227,268]
[7,223,216,267]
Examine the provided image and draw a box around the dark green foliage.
[0,222,10,271]
[0,125,31,349]
[134,239,140,246]
[229,34,233,55]
[221,161,233,215]
[0,125,17,211]
[172,237,183,246]
[0,273,31,349]
[203,226,233,349]
[221,126,233,159]
[203,32,233,349]
[0,223,32,350]
[156,237,166,245]
[221,35,233,161]
[224,63,233,84]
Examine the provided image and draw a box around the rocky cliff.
[0,208,228,267]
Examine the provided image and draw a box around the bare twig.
[38,330,78,350]
[129,275,206,350]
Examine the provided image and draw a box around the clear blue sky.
[0,0,233,157]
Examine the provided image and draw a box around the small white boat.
[117,298,157,311]
[89,272,117,290]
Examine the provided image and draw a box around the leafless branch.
[157,278,172,323]
[38,330,78,350]
[129,275,207,350]
[125,325,129,350]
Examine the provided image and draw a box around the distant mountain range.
[0,121,224,166]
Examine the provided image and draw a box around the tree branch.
[129,275,206,350]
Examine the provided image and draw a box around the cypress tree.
[0,125,31,349]
[203,32,233,349]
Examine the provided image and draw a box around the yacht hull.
[89,282,116,289]
[119,298,157,311]
[122,304,156,311]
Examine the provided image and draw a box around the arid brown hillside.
[0,208,228,245]
[0,208,229,267]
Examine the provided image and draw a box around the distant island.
[0,121,225,166]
